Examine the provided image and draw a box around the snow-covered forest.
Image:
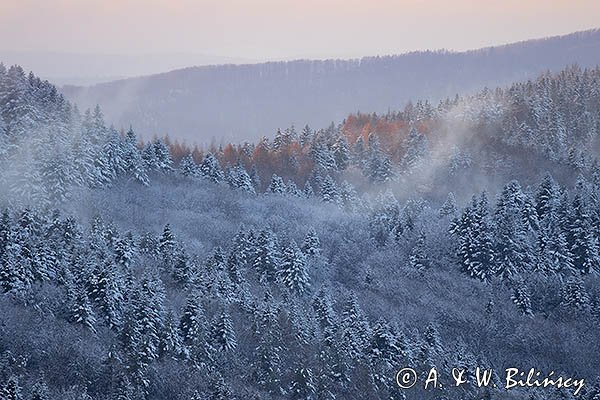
[1,62,600,400]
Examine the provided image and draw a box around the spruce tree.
[494,181,533,279]
[285,180,302,197]
[252,295,284,394]
[439,192,458,217]
[160,311,183,359]
[312,286,337,336]
[253,229,280,283]
[300,124,313,146]
[364,134,393,182]
[536,210,574,274]
[332,136,350,171]
[303,181,315,198]
[152,139,173,172]
[70,283,97,333]
[339,180,359,211]
[179,153,199,177]
[87,259,124,329]
[289,367,317,400]
[0,239,32,293]
[301,228,321,257]
[123,127,149,185]
[408,231,429,270]
[279,241,310,294]
[268,174,286,194]
[311,142,337,172]
[340,295,371,360]
[535,172,558,219]
[320,175,341,204]
[1,376,22,400]
[401,127,429,173]
[227,163,255,194]
[511,281,533,316]
[249,164,261,191]
[120,274,166,374]
[369,318,402,368]
[568,192,600,274]
[159,224,177,268]
[451,194,495,282]
[369,191,401,246]
[226,250,243,285]
[179,293,209,352]
[199,153,225,183]
[208,374,234,400]
[212,310,237,352]
[561,276,590,310]
[30,376,50,400]
[171,248,191,284]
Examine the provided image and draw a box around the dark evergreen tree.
[339,180,359,211]
[561,276,590,310]
[340,295,371,361]
[301,228,321,257]
[70,283,97,333]
[179,153,200,177]
[311,142,337,173]
[535,172,558,219]
[208,374,234,400]
[279,241,310,294]
[511,281,534,316]
[332,136,350,171]
[252,295,284,395]
[87,259,124,329]
[179,293,211,362]
[159,224,177,270]
[439,192,458,217]
[159,311,183,359]
[1,376,22,400]
[320,175,341,205]
[289,367,316,400]
[268,174,286,194]
[227,163,255,194]
[199,153,225,183]
[351,136,366,167]
[303,181,315,198]
[567,192,600,274]
[123,128,149,185]
[401,127,429,173]
[451,194,495,282]
[30,376,50,400]
[494,181,534,279]
[285,180,302,197]
[408,231,429,270]
[249,164,261,191]
[364,134,393,182]
[253,229,280,283]
[369,191,401,246]
[212,310,237,352]
[536,209,574,274]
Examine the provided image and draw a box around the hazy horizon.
[3,27,600,86]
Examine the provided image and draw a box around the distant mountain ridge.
[0,51,256,86]
[61,29,600,144]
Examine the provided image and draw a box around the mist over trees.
[1,60,600,400]
[62,29,600,144]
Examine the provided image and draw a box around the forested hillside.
[62,29,600,143]
[1,63,600,400]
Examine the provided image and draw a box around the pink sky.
[1,0,599,59]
